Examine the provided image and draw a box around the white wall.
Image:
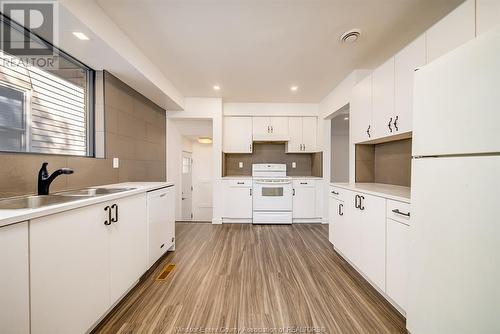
[330,112,350,183]
[167,98,223,224]
[192,142,213,221]
[166,119,183,220]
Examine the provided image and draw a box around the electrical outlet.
[239,162,243,168]
[113,157,119,168]
[292,162,296,168]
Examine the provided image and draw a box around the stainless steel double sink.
[0,187,136,210]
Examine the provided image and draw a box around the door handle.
[104,206,111,225]
[359,196,365,210]
[393,116,399,131]
[388,117,393,133]
[392,209,410,217]
[111,204,118,223]
[339,203,344,216]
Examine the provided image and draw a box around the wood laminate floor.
[93,223,406,334]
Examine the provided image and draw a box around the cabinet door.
[357,193,386,290]
[148,186,175,267]
[30,205,110,334]
[252,117,271,140]
[292,180,316,219]
[350,74,372,143]
[222,181,252,219]
[269,116,289,140]
[109,194,148,303]
[372,57,395,140]
[343,192,361,266]
[223,117,253,153]
[476,0,500,36]
[331,198,349,255]
[426,0,475,62]
[302,117,317,152]
[287,117,302,153]
[328,197,335,244]
[0,222,29,334]
[394,34,426,134]
[387,219,409,311]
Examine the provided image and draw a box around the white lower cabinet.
[0,222,30,334]
[148,186,175,267]
[292,179,317,220]
[387,218,410,312]
[30,193,148,334]
[222,179,252,221]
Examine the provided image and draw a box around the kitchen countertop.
[0,182,174,228]
[330,182,411,203]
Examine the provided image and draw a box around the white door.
[148,186,175,267]
[269,116,289,140]
[192,142,213,221]
[292,180,316,219]
[476,0,500,36]
[372,57,395,139]
[30,204,110,334]
[222,180,252,219]
[302,117,317,152]
[350,74,372,143]
[223,117,253,153]
[287,117,302,152]
[408,156,500,334]
[357,193,386,290]
[0,222,29,334]
[394,34,426,134]
[108,194,148,303]
[252,117,271,140]
[426,0,475,62]
[413,29,500,156]
[387,218,410,311]
[181,151,193,220]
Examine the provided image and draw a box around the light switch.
[292,162,296,169]
[113,157,119,168]
[238,162,243,168]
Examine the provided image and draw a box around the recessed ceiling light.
[340,29,361,44]
[344,117,349,120]
[290,86,298,92]
[213,85,221,91]
[72,32,89,40]
[198,137,213,144]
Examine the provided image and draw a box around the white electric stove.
[252,164,292,224]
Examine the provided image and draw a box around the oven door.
[253,179,293,211]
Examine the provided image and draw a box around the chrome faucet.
[38,162,74,195]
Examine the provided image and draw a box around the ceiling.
[96,0,464,103]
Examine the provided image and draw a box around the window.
[0,14,95,156]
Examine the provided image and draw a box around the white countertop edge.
[0,182,174,228]
[330,182,411,203]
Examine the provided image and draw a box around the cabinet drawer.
[329,186,345,201]
[387,199,411,225]
[294,179,315,186]
[224,179,252,187]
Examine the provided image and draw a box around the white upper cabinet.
[0,222,30,334]
[476,0,500,36]
[426,0,475,63]
[223,117,253,153]
[286,117,318,153]
[350,74,373,143]
[371,57,395,140]
[394,34,426,134]
[252,116,289,141]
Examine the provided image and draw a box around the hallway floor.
[94,223,406,334]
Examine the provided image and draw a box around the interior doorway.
[330,104,350,183]
[181,151,193,220]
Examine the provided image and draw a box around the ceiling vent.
[340,29,361,44]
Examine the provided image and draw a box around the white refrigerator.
[407,27,500,333]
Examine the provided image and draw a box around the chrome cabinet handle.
[394,116,399,131]
[388,117,393,132]
[339,203,344,216]
[355,195,360,208]
[293,189,296,196]
[271,126,274,133]
[331,190,339,195]
[366,125,371,138]
[359,196,365,210]
[104,206,111,225]
[237,182,244,184]
[267,126,270,133]
[392,209,410,217]
[250,188,252,196]
[303,144,306,151]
